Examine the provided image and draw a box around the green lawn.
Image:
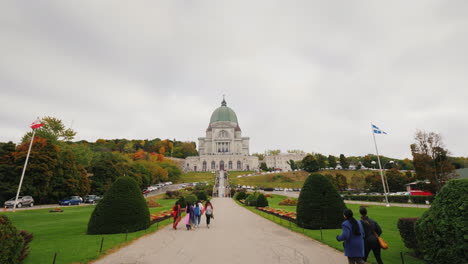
[239,194,426,264]
[177,171,254,184]
[1,198,177,264]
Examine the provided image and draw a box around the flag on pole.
[30,118,43,129]
[372,124,387,134]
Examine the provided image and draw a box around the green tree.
[22,116,76,143]
[287,160,298,171]
[302,155,319,172]
[87,176,150,234]
[315,154,328,169]
[14,136,59,204]
[339,154,349,169]
[260,162,269,171]
[256,193,269,207]
[159,160,182,182]
[385,168,409,192]
[328,155,337,169]
[90,152,130,194]
[0,142,17,204]
[50,149,83,201]
[297,173,346,229]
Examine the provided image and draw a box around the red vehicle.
[406,182,433,196]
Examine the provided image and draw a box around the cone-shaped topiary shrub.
[245,193,259,206]
[197,191,208,201]
[296,173,346,229]
[235,191,246,200]
[256,193,269,207]
[415,179,468,264]
[184,194,197,205]
[0,215,25,264]
[87,176,150,234]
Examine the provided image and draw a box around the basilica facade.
[185,99,259,172]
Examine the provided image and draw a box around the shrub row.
[343,195,434,204]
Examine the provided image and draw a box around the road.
[2,184,185,212]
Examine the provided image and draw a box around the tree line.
[0,116,195,204]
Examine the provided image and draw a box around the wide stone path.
[93,198,345,264]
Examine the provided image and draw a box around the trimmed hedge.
[235,191,247,200]
[415,179,468,264]
[343,195,434,204]
[197,191,208,201]
[184,194,197,205]
[245,193,259,207]
[0,215,25,264]
[87,176,150,234]
[397,218,420,255]
[297,173,345,229]
[256,194,269,207]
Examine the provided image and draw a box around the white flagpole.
[13,128,36,212]
[371,123,390,207]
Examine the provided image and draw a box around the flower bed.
[278,198,298,206]
[150,210,173,225]
[257,207,296,222]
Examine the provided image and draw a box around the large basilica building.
[185,98,259,172]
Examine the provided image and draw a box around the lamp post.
[371,161,376,170]
[382,160,395,197]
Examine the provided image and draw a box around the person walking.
[205,200,214,228]
[185,202,194,230]
[194,201,202,228]
[172,201,182,230]
[360,207,384,264]
[336,209,366,264]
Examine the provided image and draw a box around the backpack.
[206,206,213,215]
[195,206,201,216]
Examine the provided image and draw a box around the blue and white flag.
[372,124,387,134]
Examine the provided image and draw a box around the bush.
[235,191,247,200]
[256,194,269,207]
[245,193,259,206]
[410,195,433,204]
[184,194,197,205]
[87,176,150,234]
[297,173,346,229]
[177,196,186,208]
[415,179,468,264]
[165,190,180,199]
[197,191,208,201]
[146,199,162,208]
[0,215,24,264]
[18,230,33,262]
[397,218,420,255]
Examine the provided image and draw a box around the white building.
[264,153,306,172]
[185,98,259,171]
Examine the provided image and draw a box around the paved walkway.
[93,198,345,264]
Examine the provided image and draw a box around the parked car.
[59,196,81,206]
[84,195,101,204]
[4,196,34,208]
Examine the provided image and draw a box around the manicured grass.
[238,194,426,264]
[230,171,309,188]
[1,198,177,264]
[177,171,254,184]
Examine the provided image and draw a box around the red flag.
[30,118,43,129]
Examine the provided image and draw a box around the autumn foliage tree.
[411,130,455,193]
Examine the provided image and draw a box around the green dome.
[210,99,238,124]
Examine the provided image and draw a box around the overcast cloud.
[1,1,467,159]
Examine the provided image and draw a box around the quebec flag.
[372,124,387,134]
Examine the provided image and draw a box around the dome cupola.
[209,98,238,124]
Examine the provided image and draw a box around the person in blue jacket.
[336,208,366,264]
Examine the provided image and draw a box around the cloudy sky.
[1,1,467,159]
